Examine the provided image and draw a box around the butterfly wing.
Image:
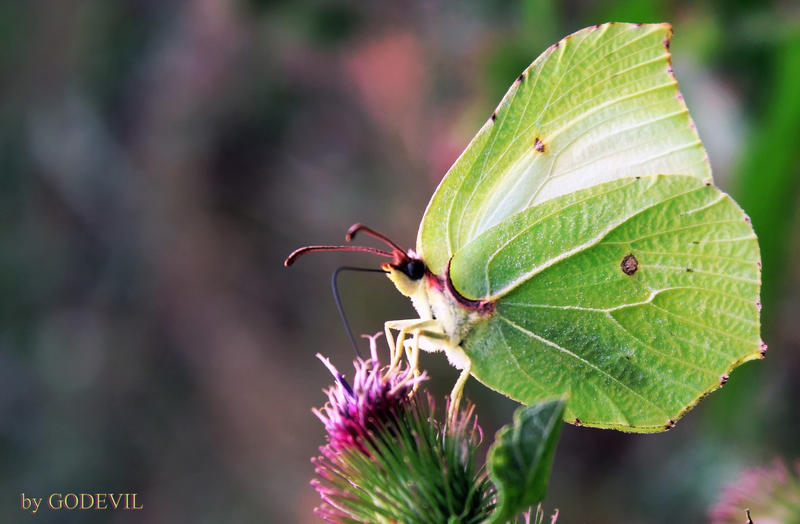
[450,175,761,431]
[418,23,710,276]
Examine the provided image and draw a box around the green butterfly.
[287,23,763,432]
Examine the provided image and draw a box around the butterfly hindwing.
[451,175,760,431]
[418,23,710,277]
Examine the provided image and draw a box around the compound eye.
[405,259,425,280]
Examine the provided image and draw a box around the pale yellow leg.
[384,319,443,373]
[448,361,472,422]
[390,327,408,370]
[394,326,421,374]
[384,319,466,402]
[408,332,421,391]
[383,324,398,365]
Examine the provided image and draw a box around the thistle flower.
[710,458,800,524]
[311,334,495,523]
[522,505,559,524]
[312,334,426,457]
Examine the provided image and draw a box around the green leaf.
[419,22,709,276]
[486,399,566,524]
[454,175,761,431]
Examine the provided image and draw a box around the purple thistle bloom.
[310,334,494,523]
[710,458,800,523]
[312,334,427,456]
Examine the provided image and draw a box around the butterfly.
[287,23,763,432]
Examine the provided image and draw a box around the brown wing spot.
[491,111,497,122]
[573,418,582,426]
[517,72,526,82]
[533,137,546,153]
[621,254,638,275]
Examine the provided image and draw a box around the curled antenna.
[332,266,388,358]
[346,223,407,253]
[285,224,409,268]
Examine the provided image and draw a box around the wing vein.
[488,181,709,299]
[535,27,658,127]
[600,219,748,246]
[648,303,756,346]
[539,46,667,128]
[499,315,666,419]
[484,180,637,294]
[496,322,548,396]
[643,264,760,284]
[604,313,717,379]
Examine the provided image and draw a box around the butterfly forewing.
[418,23,710,276]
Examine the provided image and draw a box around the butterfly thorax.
[384,257,494,348]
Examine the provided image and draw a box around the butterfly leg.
[406,332,421,390]
[383,319,426,368]
[385,319,470,411]
[448,361,471,421]
[384,319,446,374]
[402,327,448,391]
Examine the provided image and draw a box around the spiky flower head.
[311,334,494,523]
[710,458,800,524]
[312,334,426,457]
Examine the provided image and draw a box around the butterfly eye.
[405,259,426,280]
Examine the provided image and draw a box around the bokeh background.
[2,0,799,522]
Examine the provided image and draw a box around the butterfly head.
[284,222,432,313]
[383,251,427,298]
[284,223,428,295]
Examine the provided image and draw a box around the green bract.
[487,399,566,523]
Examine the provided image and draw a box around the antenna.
[346,223,407,253]
[331,266,388,358]
[284,245,394,267]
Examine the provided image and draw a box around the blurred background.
[1,0,799,522]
